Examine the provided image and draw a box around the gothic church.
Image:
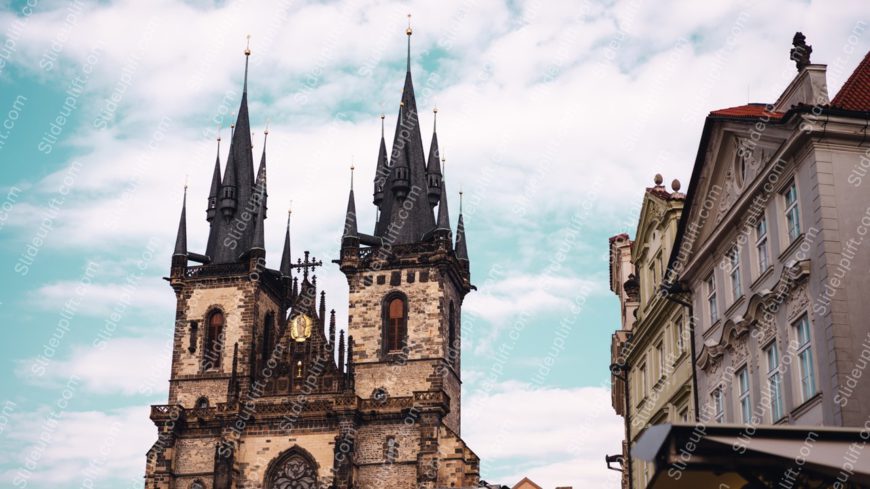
[143,26,479,489]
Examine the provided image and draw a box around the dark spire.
[329,309,336,350]
[455,191,469,263]
[256,129,268,210]
[173,184,188,257]
[279,209,292,276]
[319,290,326,329]
[343,164,358,242]
[372,22,436,242]
[426,108,442,207]
[435,176,451,236]
[337,330,346,373]
[373,114,388,207]
[207,134,221,223]
[250,183,266,252]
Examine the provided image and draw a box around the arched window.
[204,310,224,370]
[266,447,318,489]
[448,301,456,359]
[190,480,205,489]
[261,312,274,363]
[384,294,408,353]
[196,396,209,409]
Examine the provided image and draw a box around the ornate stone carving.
[786,282,809,322]
[269,453,318,489]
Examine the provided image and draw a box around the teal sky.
[0,0,867,487]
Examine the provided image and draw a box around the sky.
[0,0,867,487]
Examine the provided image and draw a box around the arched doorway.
[265,447,319,489]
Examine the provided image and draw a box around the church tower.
[337,19,477,488]
[145,26,479,489]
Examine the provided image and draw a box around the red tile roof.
[831,51,870,111]
[709,103,785,119]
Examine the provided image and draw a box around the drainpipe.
[610,360,633,489]
[662,281,700,422]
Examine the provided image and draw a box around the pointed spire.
[207,132,222,222]
[435,176,451,234]
[250,183,266,252]
[343,164,358,241]
[426,107,442,207]
[338,330,346,373]
[329,309,336,350]
[455,190,469,263]
[173,183,188,257]
[319,290,326,328]
[373,114,388,207]
[280,208,292,276]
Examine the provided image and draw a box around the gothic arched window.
[384,294,408,353]
[195,396,209,409]
[266,448,318,489]
[448,301,456,359]
[262,312,274,363]
[204,310,224,370]
[190,480,205,489]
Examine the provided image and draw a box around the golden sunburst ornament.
[290,314,313,342]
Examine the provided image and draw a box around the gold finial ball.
[380,113,385,120]
[654,173,663,185]
[406,13,412,35]
[245,34,251,56]
[671,179,681,192]
[433,106,438,114]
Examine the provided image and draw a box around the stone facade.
[667,43,870,430]
[608,178,692,489]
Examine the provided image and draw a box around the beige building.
[666,36,870,431]
[609,176,693,489]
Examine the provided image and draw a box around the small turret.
[279,209,292,277]
[373,114,388,207]
[172,184,188,271]
[426,108,442,207]
[207,135,221,222]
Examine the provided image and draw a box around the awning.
[632,423,870,488]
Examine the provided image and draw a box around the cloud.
[463,382,623,488]
[27,278,173,318]
[0,405,154,487]
[16,335,172,397]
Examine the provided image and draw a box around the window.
[195,397,209,409]
[385,436,398,462]
[261,312,274,363]
[204,310,224,370]
[755,215,769,272]
[656,341,665,380]
[737,367,751,423]
[766,342,784,421]
[188,321,198,353]
[679,406,690,423]
[385,295,408,353]
[712,387,725,423]
[729,247,742,301]
[795,314,817,401]
[674,314,686,356]
[447,301,456,359]
[784,181,801,242]
[638,362,648,400]
[706,273,718,324]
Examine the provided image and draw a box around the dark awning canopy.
[632,423,870,488]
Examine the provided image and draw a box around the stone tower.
[144,27,479,489]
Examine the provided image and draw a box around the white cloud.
[0,405,154,487]
[17,336,172,397]
[27,278,173,318]
[463,382,623,488]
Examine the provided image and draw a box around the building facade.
[144,29,480,489]
[609,176,692,489]
[666,36,870,431]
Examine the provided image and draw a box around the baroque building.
[144,27,480,489]
[608,176,691,489]
[665,36,870,430]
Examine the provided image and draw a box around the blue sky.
[0,0,867,487]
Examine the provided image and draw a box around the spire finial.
[441,151,446,179]
[184,174,189,191]
[433,106,438,132]
[350,158,355,190]
[380,113,385,137]
[459,187,463,214]
[243,35,251,93]
[405,14,412,72]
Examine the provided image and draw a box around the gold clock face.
[290,314,313,342]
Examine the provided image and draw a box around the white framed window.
[784,181,801,242]
[765,342,784,421]
[674,314,685,356]
[638,362,648,400]
[712,387,725,423]
[706,273,718,324]
[728,247,742,301]
[679,406,690,422]
[656,340,665,380]
[737,367,751,423]
[794,314,817,402]
[755,215,769,272]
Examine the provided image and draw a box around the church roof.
[709,103,785,120]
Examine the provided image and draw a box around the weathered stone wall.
[236,432,337,488]
[174,437,216,474]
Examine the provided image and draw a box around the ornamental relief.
[729,335,749,368]
[786,282,810,322]
[267,453,318,489]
